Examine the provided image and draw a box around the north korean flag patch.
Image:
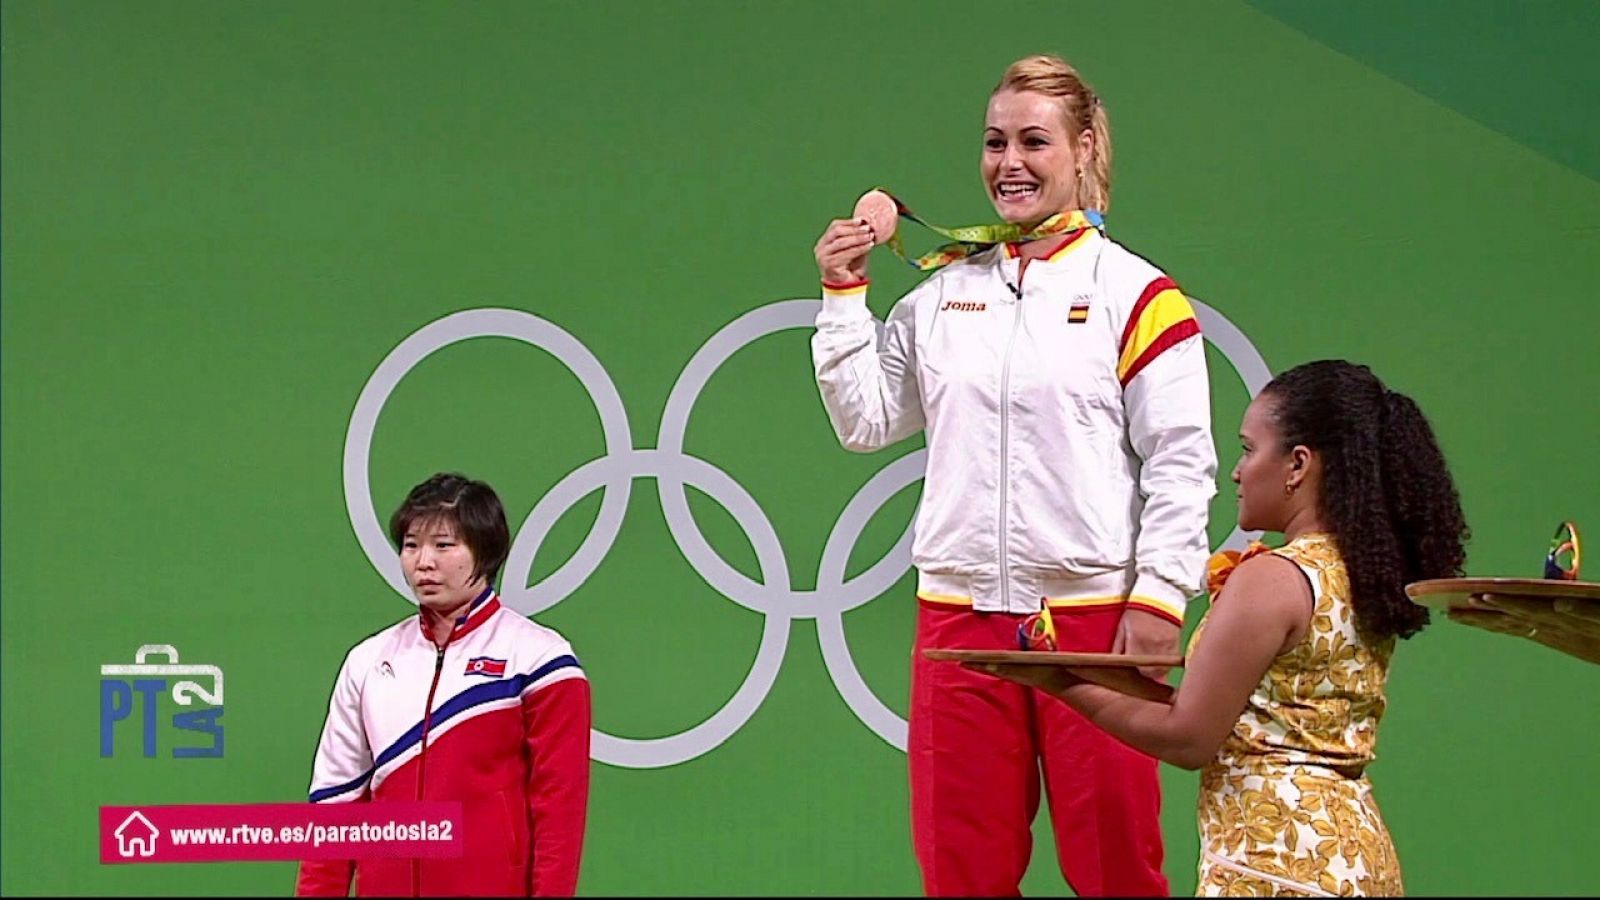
[464,656,507,678]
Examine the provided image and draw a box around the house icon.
[114,811,160,858]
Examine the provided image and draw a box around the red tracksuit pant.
[909,600,1168,897]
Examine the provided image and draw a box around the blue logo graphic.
[100,644,224,758]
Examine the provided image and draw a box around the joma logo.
[939,300,986,312]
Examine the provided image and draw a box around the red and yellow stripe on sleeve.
[1126,595,1185,626]
[821,278,870,296]
[1116,277,1201,386]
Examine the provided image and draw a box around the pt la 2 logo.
[100,644,224,758]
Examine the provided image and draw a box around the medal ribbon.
[1545,521,1581,581]
[871,188,1105,271]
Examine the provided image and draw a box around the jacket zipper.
[412,642,448,897]
[997,260,1028,610]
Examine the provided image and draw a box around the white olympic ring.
[343,297,1269,768]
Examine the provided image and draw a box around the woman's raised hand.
[814,217,876,285]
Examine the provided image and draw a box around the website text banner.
[99,802,462,864]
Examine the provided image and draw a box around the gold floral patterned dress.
[1191,533,1404,897]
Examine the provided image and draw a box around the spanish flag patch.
[1068,302,1090,324]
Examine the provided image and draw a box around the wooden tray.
[1405,577,1600,612]
[922,649,1181,703]
[921,649,1183,668]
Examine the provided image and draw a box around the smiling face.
[400,517,484,617]
[982,89,1093,226]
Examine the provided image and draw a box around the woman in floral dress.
[968,359,1470,896]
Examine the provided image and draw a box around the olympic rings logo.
[343,299,1269,769]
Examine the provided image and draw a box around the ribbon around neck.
[871,188,1105,271]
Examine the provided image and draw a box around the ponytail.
[1082,99,1112,213]
[1263,361,1470,641]
[1375,390,1470,638]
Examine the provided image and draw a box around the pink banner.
[98,802,463,864]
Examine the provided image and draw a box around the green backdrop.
[4,1,1597,895]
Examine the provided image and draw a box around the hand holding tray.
[922,649,1182,703]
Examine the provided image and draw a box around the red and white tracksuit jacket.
[295,588,591,897]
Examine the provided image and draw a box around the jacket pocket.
[496,787,530,868]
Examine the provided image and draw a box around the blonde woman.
[812,55,1215,895]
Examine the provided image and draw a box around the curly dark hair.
[1261,361,1470,641]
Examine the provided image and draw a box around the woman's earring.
[1284,483,1296,497]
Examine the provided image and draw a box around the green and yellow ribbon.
[872,189,1105,271]
[1546,521,1581,581]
